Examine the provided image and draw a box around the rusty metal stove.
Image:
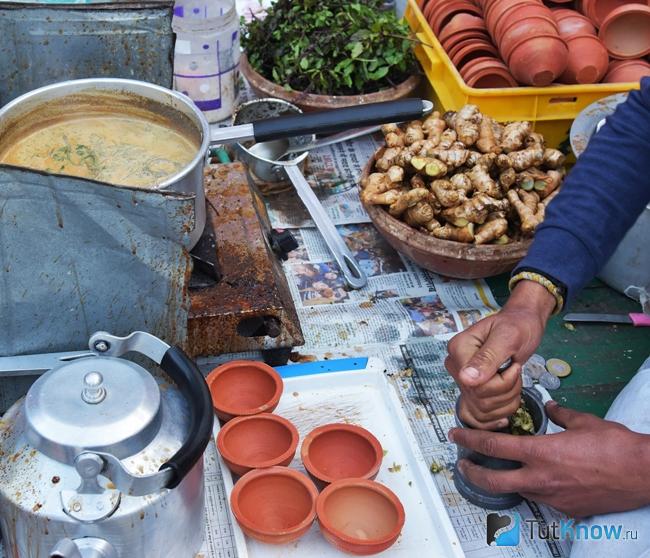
[186,163,304,365]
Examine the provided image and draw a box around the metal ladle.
[248,125,381,162]
[247,125,379,289]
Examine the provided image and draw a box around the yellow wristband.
[508,271,564,315]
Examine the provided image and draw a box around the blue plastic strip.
[275,357,369,378]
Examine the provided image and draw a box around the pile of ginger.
[360,105,566,245]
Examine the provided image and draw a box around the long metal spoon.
[248,125,381,161]
[283,163,367,289]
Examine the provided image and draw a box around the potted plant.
[240,0,421,110]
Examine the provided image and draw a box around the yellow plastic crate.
[404,0,639,150]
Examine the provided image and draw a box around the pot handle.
[89,332,213,489]
[253,99,432,143]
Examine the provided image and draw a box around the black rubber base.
[453,466,523,510]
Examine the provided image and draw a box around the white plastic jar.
[172,0,240,122]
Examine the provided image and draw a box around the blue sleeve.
[514,77,650,307]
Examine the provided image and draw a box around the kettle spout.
[50,537,117,558]
[50,539,83,558]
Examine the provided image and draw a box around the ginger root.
[404,201,437,229]
[410,157,448,178]
[475,218,508,245]
[454,104,482,147]
[432,223,475,243]
[501,121,532,153]
[476,116,502,154]
[422,111,447,145]
[431,179,467,208]
[508,189,545,234]
[364,105,565,244]
[388,187,430,217]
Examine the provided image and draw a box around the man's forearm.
[514,78,650,307]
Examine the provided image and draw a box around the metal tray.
[215,357,464,558]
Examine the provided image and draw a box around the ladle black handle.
[253,98,431,142]
[159,346,214,489]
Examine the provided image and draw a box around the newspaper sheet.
[194,121,571,557]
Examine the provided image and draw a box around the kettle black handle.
[158,346,214,489]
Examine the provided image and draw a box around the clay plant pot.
[316,479,405,556]
[553,11,597,38]
[603,58,650,82]
[559,34,610,84]
[438,13,487,45]
[430,0,483,35]
[599,4,650,60]
[508,34,569,86]
[450,40,500,70]
[498,17,561,63]
[217,413,299,476]
[230,467,318,544]
[453,388,548,510]
[206,359,283,422]
[301,424,383,488]
[240,56,421,113]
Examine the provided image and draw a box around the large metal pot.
[0,331,213,558]
[0,78,210,249]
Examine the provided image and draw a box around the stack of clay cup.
[418,0,650,86]
[422,0,518,87]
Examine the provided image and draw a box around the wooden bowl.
[240,55,421,113]
[359,155,532,279]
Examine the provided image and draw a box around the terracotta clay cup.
[230,467,319,544]
[301,424,383,488]
[552,10,597,38]
[217,413,299,476]
[462,59,519,88]
[559,34,609,84]
[493,5,557,41]
[498,17,561,63]
[582,0,641,28]
[442,30,492,54]
[438,13,487,44]
[317,479,406,556]
[430,0,483,34]
[599,4,650,60]
[206,360,283,422]
[603,58,650,83]
[508,34,569,86]
[485,0,541,35]
[450,40,500,70]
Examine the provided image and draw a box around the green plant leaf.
[350,42,364,59]
[369,66,389,80]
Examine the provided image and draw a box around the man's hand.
[445,280,556,430]
[448,401,650,517]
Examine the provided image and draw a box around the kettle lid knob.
[82,372,106,404]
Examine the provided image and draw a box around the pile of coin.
[521,354,571,391]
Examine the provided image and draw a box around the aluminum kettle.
[0,331,213,558]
